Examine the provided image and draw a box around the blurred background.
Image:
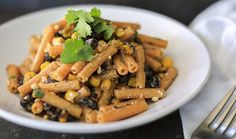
[0,0,218,25]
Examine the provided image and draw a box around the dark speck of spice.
[44,77,58,84]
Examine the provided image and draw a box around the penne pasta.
[50,64,73,81]
[96,69,119,80]
[113,54,128,75]
[83,108,98,123]
[39,80,80,92]
[71,61,86,74]
[97,99,148,123]
[77,44,119,82]
[114,88,165,100]
[29,35,41,53]
[144,48,163,59]
[31,19,67,72]
[41,90,82,118]
[134,45,145,88]
[121,52,139,73]
[138,34,168,48]
[160,66,177,90]
[6,65,20,93]
[145,55,161,72]
[18,62,58,96]
[112,21,141,30]
[98,90,113,107]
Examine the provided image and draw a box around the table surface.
[0,0,218,139]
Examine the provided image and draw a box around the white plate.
[0,5,211,133]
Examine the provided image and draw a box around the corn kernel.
[101,79,112,90]
[128,77,136,87]
[43,114,49,120]
[65,90,78,103]
[67,74,77,81]
[40,62,50,71]
[116,28,125,37]
[24,72,36,83]
[59,110,68,122]
[71,32,78,39]
[162,56,173,69]
[78,86,90,98]
[52,37,64,46]
[121,44,133,55]
[62,25,74,38]
[89,76,101,87]
[31,101,43,114]
[59,117,67,123]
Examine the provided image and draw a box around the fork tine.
[210,95,236,130]
[224,116,236,137]
[216,103,236,134]
[205,87,236,125]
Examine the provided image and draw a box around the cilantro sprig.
[65,7,114,40]
[61,38,94,64]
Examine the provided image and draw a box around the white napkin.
[180,0,236,138]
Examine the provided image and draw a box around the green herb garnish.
[32,89,44,99]
[61,38,94,64]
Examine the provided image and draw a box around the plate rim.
[0,4,211,133]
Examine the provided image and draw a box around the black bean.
[146,76,160,88]
[44,77,57,84]
[75,97,98,110]
[20,98,32,112]
[145,66,155,79]
[43,103,52,111]
[44,52,54,62]
[86,38,98,49]
[18,75,24,86]
[54,32,64,38]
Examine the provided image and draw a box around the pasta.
[6,7,177,123]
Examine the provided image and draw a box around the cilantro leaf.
[90,7,101,18]
[74,19,92,38]
[93,20,114,40]
[65,9,79,24]
[61,39,94,64]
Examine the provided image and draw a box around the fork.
[191,86,236,139]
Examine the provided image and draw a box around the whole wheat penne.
[121,52,138,73]
[29,35,41,53]
[31,19,67,72]
[48,45,64,58]
[120,27,135,41]
[18,62,58,96]
[77,45,119,82]
[135,45,145,88]
[112,21,141,30]
[6,65,20,93]
[114,88,165,100]
[145,55,161,72]
[97,99,148,123]
[98,90,113,107]
[50,64,73,81]
[113,54,128,75]
[144,48,163,59]
[23,58,32,70]
[39,80,80,92]
[71,61,86,74]
[83,108,97,123]
[138,34,168,48]
[41,90,82,118]
[160,66,177,90]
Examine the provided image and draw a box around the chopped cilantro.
[90,7,101,18]
[32,89,44,99]
[61,38,94,64]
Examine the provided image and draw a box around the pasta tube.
[6,65,20,93]
[18,62,58,96]
[48,45,64,58]
[144,48,163,59]
[50,64,73,81]
[41,90,82,118]
[83,108,97,123]
[113,54,128,75]
[121,52,138,73]
[114,88,165,100]
[31,19,66,72]
[145,55,161,72]
[134,45,145,88]
[39,80,80,92]
[160,66,177,90]
[71,61,86,74]
[112,21,141,30]
[138,34,168,48]
[29,35,41,53]
[97,99,148,123]
[77,45,119,82]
